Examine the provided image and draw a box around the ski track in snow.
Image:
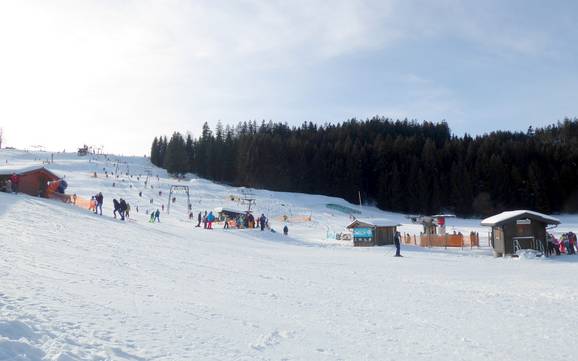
[1,149,578,360]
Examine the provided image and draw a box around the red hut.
[0,166,61,197]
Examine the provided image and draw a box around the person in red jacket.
[9,173,19,194]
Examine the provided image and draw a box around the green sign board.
[353,227,373,238]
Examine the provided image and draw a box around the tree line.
[150,117,578,217]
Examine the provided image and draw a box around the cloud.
[0,0,574,154]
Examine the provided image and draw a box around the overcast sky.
[1,0,577,155]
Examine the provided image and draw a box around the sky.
[0,0,577,155]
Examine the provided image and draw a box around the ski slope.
[1,149,577,361]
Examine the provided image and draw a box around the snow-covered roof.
[346,218,401,228]
[0,165,60,178]
[214,207,247,214]
[481,210,560,226]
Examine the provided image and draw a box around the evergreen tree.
[164,132,188,175]
[150,117,578,216]
[150,137,159,166]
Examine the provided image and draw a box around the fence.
[403,232,480,249]
[47,191,93,211]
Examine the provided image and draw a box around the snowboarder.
[394,231,402,257]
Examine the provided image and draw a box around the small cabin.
[0,166,60,197]
[346,219,401,247]
[481,210,560,257]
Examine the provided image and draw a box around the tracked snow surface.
[0,149,577,361]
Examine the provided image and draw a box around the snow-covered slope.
[1,149,577,361]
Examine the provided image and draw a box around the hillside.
[0,149,577,361]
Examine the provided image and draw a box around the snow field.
[0,149,577,361]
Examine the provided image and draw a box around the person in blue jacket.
[206,211,215,229]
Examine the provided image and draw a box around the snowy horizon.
[1,0,577,155]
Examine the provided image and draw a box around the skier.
[394,231,402,257]
[125,203,131,219]
[203,211,208,229]
[95,192,103,215]
[259,214,267,231]
[149,211,155,223]
[154,209,160,222]
[283,225,288,236]
[112,199,120,218]
[223,216,229,229]
[196,212,202,227]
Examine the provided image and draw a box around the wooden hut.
[346,219,401,247]
[481,210,560,257]
[0,166,60,197]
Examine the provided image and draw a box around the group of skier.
[547,232,577,256]
[0,172,21,193]
[191,210,288,235]
[88,192,104,215]
[112,198,130,221]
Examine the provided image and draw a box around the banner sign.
[353,227,373,238]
